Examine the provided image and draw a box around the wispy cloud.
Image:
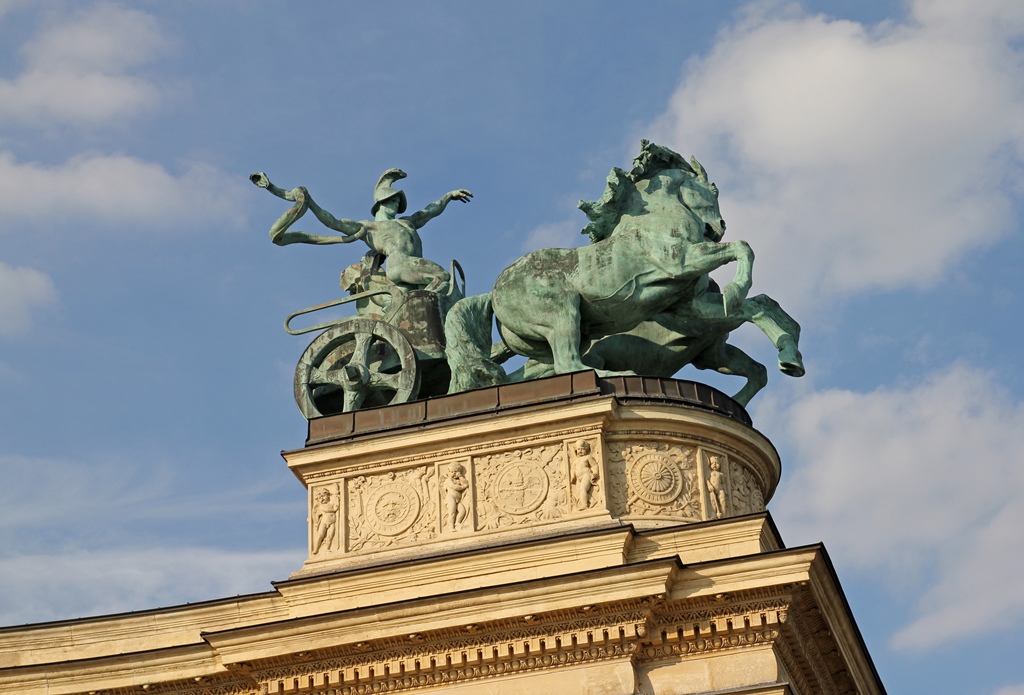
[0,152,247,231]
[0,3,170,125]
[760,365,1024,650]
[0,5,246,231]
[521,218,583,251]
[0,547,302,625]
[0,454,300,539]
[0,453,304,624]
[0,261,56,336]
[649,0,1024,312]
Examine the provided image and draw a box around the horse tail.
[444,293,510,393]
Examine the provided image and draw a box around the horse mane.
[578,140,697,243]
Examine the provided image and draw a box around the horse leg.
[692,340,768,407]
[681,240,754,314]
[539,294,635,377]
[545,293,594,374]
[690,292,805,378]
[743,295,805,377]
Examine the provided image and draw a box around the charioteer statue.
[251,168,472,417]
[250,168,472,293]
[253,141,804,420]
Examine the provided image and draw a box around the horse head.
[580,142,726,244]
[680,156,726,242]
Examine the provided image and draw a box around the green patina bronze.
[254,141,803,418]
[252,170,471,417]
[251,169,472,293]
[445,140,803,405]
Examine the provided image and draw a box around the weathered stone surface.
[287,377,778,575]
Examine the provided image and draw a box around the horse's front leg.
[745,294,804,377]
[684,240,754,314]
[692,340,768,407]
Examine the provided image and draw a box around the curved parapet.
[286,372,780,577]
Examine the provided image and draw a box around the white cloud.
[0,547,303,625]
[0,261,56,336]
[994,685,1024,695]
[0,152,248,230]
[0,0,30,22]
[0,3,169,125]
[761,365,1024,650]
[522,218,583,251]
[649,0,1024,312]
[0,454,304,624]
[0,454,299,533]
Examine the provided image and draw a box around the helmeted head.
[371,168,408,216]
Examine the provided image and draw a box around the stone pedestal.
[288,372,779,577]
[0,374,884,695]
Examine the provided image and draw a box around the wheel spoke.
[295,318,419,419]
[343,387,367,412]
[349,332,373,366]
[308,366,343,388]
[368,371,401,390]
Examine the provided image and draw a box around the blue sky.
[0,1,1022,692]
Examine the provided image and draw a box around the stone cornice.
[0,528,883,695]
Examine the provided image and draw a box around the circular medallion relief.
[629,453,683,505]
[493,462,549,515]
[365,481,421,536]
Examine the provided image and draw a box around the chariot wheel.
[294,318,420,419]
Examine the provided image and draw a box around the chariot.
[286,252,465,419]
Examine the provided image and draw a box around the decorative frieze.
[475,443,568,528]
[346,468,438,553]
[292,400,778,572]
[243,591,800,695]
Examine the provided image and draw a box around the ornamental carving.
[247,593,797,695]
[607,441,700,520]
[440,460,471,533]
[367,481,420,536]
[705,453,728,519]
[475,444,567,529]
[569,438,602,511]
[729,461,764,515]
[311,483,342,555]
[347,468,437,552]
[629,453,684,505]
[494,462,548,514]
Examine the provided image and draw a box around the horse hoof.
[779,351,805,377]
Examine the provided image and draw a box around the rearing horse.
[445,141,761,391]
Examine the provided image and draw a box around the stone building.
[0,373,885,694]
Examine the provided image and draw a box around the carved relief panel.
[698,449,767,518]
[702,451,729,519]
[607,440,701,521]
[345,467,438,553]
[304,436,769,564]
[567,436,604,512]
[438,457,473,534]
[473,444,569,530]
[310,482,343,555]
[729,459,765,515]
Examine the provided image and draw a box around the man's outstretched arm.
[251,172,368,246]
[406,189,473,229]
[305,196,367,238]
